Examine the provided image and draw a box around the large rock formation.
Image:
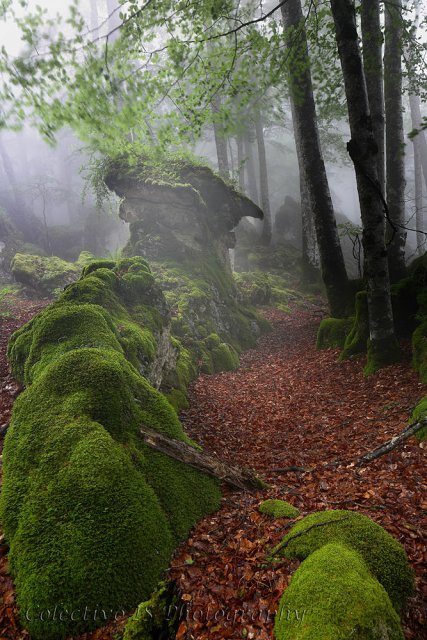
[104,157,263,269]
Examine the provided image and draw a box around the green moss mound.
[274,543,404,640]
[2,258,221,640]
[273,510,414,612]
[11,252,81,295]
[341,291,369,360]
[410,397,427,442]
[317,318,355,350]
[259,499,300,518]
[364,335,401,376]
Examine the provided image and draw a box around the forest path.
[0,301,425,640]
[171,305,426,640]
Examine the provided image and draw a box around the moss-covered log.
[1,257,222,640]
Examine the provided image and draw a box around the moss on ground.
[2,257,221,640]
[272,510,414,612]
[274,543,404,640]
[259,499,300,518]
[316,318,355,350]
[364,335,401,377]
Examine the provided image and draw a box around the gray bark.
[237,133,246,192]
[282,0,349,317]
[414,137,424,255]
[361,0,385,194]
[300,168,319,282]
[384,0,407,281]
[243,130,259,205]
[254,111,272,245]
[330,0,398,362]
[212,96,230,179]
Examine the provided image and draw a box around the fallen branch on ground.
[356,418,427,467]
[139,425,269,491]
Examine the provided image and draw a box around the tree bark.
[356,418,427,466]
[237,133,246,193]
[360,0,385,194]
[300,168,319,282]
[254,111,272,245]
[212,96,230,179]
[384,0,407,281]
[243,129,260,205]
[139,426,268,491]
[330,0,399,368]
[414,131,424,255]
[282,0,349,318]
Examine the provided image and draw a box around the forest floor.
[0,298,426,640]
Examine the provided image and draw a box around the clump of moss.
[123,582,181,640]
[341,291,369,360]
[410,397,427,442]
[364,335,401,377]
[259,499,300,518]
[11,253,81,295]
[273,510,414,612]
[274,543,404,640]
[316,318,354,350]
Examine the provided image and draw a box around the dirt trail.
[0,302,425,640]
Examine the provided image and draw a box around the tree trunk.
[300,169,319,282]
[414,133,424,255]
[360,0,385,194]
[384,0,407,281]
[254,111,272,245]
[243,130,259,205]
[212,95,230,179]
[330,0,399,370]
[409,94,427,189]
[237,133,246,193]
[281,0,349,318]
[139,426,268,491]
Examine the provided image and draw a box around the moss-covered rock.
[259,499,300,518]
[410,397,427,442]
[272,510,414,612]
[316,318,355,350]
[341,291,369,360]
[274,543,404,640]
[2,257,221,640]
[123,582,180,640]
[11,253,81,295]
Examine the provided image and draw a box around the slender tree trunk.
[237,133,246,192]
[360,0,385,193]
[330,0,399,370]
[384,0,407,281]
[243,131,259,205]
[409,94,427,188]
[414,136,424,255]
[254,111,272,245]
[282,0,348,317]
[0,138,30,232]
[212,95,230,179]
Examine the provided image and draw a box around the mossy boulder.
[259,499,300,518]
[274,543,404,640]
[11,253,81,295]
[410,397,427,442]
[273,510,414,612]
[317,318,355,350]
[123,581,180,640]
[2,257,221,639]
